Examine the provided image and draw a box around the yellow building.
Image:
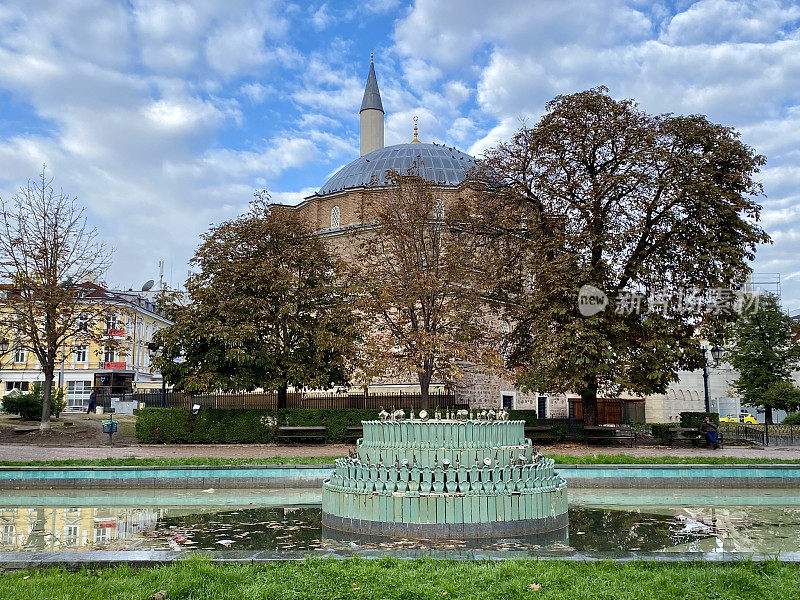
[0,285,171,409]
[0,505,165,550]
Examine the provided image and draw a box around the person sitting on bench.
[699,417,719,449]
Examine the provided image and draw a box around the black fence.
[719,422,800,446]
[102,390,461,411]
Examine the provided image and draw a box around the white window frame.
[12,348,26,363]
[1,524,14,546]
[63,525,79,546]
[67,381,93,406]
[73,345,87,363]
[103,347,115,363]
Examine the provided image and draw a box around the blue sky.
[0,0,798,310]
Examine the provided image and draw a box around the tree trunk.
[277,384,288,410]
[764,405,774,425]
[580,374,599,427]
[40,370,54,431]
[418,363,433,410]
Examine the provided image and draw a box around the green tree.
[476,88,770,425]
[350,172,501,409]
[153,199,360,408]
[729,294,800,423]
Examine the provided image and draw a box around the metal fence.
[103,390,461,411]
[719,422,800,446]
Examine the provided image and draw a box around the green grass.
[3,454,800,468]
[546,453,800,465]
[0,456,340,467]
[1,557,800,600]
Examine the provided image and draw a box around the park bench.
[276,425,327,444]
[13,426,39,434]
[525,425,557,444]
[581,425,636,448]
[345,425,363,443]
[667,427,724,448]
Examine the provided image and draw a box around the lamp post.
[701,345,723,413]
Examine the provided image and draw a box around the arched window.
[432,199,445,221]
[331,206,340,229]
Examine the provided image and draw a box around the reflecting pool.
[1,488,798,554]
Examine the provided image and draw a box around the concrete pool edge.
[1,549,800,569]
[2,464,800,489]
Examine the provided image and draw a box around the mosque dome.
[318,142,478,196]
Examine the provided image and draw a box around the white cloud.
[660,0,800,45]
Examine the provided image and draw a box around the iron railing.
[718,422,800,446]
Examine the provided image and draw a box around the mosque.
[273,58,566,416]
[276,60,710,422]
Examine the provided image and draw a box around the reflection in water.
[2,492,800,554]
[0,506,165,551]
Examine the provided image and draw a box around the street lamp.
[0,338,9,355]
[701,345,724,413]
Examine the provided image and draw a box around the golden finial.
[411,116,420,143]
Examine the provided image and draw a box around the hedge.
[680,411,719,428]
[135,408,380,444]
[650,423,680,444]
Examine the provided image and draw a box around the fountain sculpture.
[322,409,568,538]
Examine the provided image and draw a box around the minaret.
[360,55,384,156]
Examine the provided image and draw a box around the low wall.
[0,465,333,489]
[1,464,799,489]
[558,464,800,488]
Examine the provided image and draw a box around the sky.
[0,0,798,311]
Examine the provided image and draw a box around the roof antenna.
[411,116,420,144]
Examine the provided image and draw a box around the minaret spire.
[360,56,384,156]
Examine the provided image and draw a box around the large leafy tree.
[350,172,501,409]
[0,167,112,429]
[154,199,360,407]
[729,294,800,423]
[476,88,770,425]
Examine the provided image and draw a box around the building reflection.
[0,507,166,550]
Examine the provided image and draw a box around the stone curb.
[1,550,799,570]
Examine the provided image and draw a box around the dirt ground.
[0,412,137,448]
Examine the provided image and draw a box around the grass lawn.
[3,454,800,468]
[0,456,337,467]
[546,453,800,465]
[2,557,799,600]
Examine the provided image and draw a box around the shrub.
[135,408,193,444]
[783,412,800,426]
[1,384,66,421]
[507,410,539,427]
[680,412,719,428]
[650,423,680,444]
[135,407,379,444]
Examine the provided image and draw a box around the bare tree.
[350,172,501,409]
[0,167,113,429]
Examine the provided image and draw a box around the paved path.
[1,442,799,462]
